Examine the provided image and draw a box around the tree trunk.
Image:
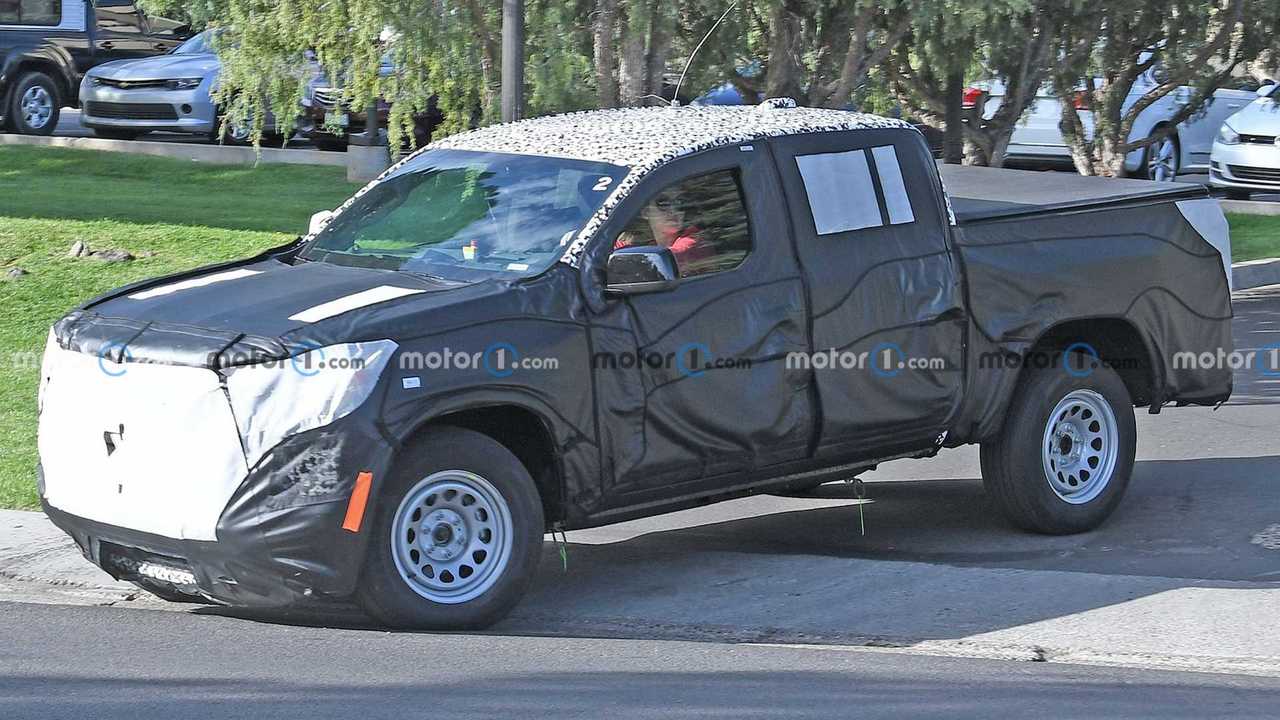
[644,0,669,105]
[593,0,619,108]
[943,69,964,165]
[500,0,524,123]
[765,3,804,101]
[619,3,646,105]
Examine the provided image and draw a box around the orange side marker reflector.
[342,472,374,533]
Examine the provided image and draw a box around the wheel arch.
[394,404,566,527]
[2,49,77,106]
[1026,317,1160,408]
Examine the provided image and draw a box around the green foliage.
[136,0,1280,172]
[1051,0,1280,176]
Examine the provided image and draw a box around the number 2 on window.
[592,177,613,192]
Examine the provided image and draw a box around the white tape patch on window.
[288,285,426,323]
[128,269,263,300]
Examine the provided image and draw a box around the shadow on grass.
[0,146,359,234]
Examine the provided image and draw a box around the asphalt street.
[3,601,1280,720]
[1,290,1278,716]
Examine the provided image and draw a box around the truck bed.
[938,164,1208,223]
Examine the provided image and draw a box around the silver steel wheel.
[1041,389,1119,504]
[390,470,514,604]
[1146,136,1178,182]
[20,85,53,129]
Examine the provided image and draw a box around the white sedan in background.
[1210,83,1280,200]
[969,71,1258,180]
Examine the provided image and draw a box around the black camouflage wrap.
[41,107,1232,607]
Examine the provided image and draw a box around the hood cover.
[54,251,507,369]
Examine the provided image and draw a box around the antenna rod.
[672,0,738,107]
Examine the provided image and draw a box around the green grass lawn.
[1225,213,1280,263]
[0,147,359,509]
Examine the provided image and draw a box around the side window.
[795,145,915,235]
[614,169,752,279]
[95,2,144,33]
[144,13,187,37]
[0,0,62,25]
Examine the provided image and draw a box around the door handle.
[100,41,114,50]
[155,43,168,50]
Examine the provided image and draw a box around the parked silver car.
[1210,83,1280,199]
[78,30,251,142]
[970,70,1257,180]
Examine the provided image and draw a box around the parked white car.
[1210,83,1280,199]
[970,70,1259,180]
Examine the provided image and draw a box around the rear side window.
[613,169,752,279]
[795,145,916,235]
[95,2,143,33]
[0,0,62,25]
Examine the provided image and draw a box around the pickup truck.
[1,0,187,134]
[37,100,1234,629]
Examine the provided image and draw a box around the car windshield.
[174,31,214,55]
[299,149,628,281]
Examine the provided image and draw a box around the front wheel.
[354,427,544,629]
[1225,189,1252,201]
[980,352,1136,534]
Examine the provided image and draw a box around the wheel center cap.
[1053,423,1083,465]
[420,508,467,561]
[432,524,453,545]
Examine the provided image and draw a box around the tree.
[888,0,1050,167]
[1051,0,1280,177]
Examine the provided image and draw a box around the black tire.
[92,128,143,141]
[8,71,60,136]
[980,352,1136,534]
[1225,189,1252,201]
[355,426,544,630]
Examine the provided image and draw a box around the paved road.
[3,601,1279,720]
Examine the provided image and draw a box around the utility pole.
[501,0,524,123]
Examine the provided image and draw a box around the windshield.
[174,31,214,55]
[299,149,628,281]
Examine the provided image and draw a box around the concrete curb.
[0,132,347,168]
[1234,257,1280,291]
[1222,199,1280,216]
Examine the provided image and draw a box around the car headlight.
[167,78,203,91]
[1217,124,1240,145]
[224,340,397,469]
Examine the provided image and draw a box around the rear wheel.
[980,352,1136,534]
[355,427,544,629]
[8,72,60,135]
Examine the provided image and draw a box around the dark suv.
[1,0,188,134]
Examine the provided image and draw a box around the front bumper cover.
[43,416,395,607]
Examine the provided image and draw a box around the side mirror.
[1257,83,1277,98]
[308,209,334,235]
[605,246,679,295]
